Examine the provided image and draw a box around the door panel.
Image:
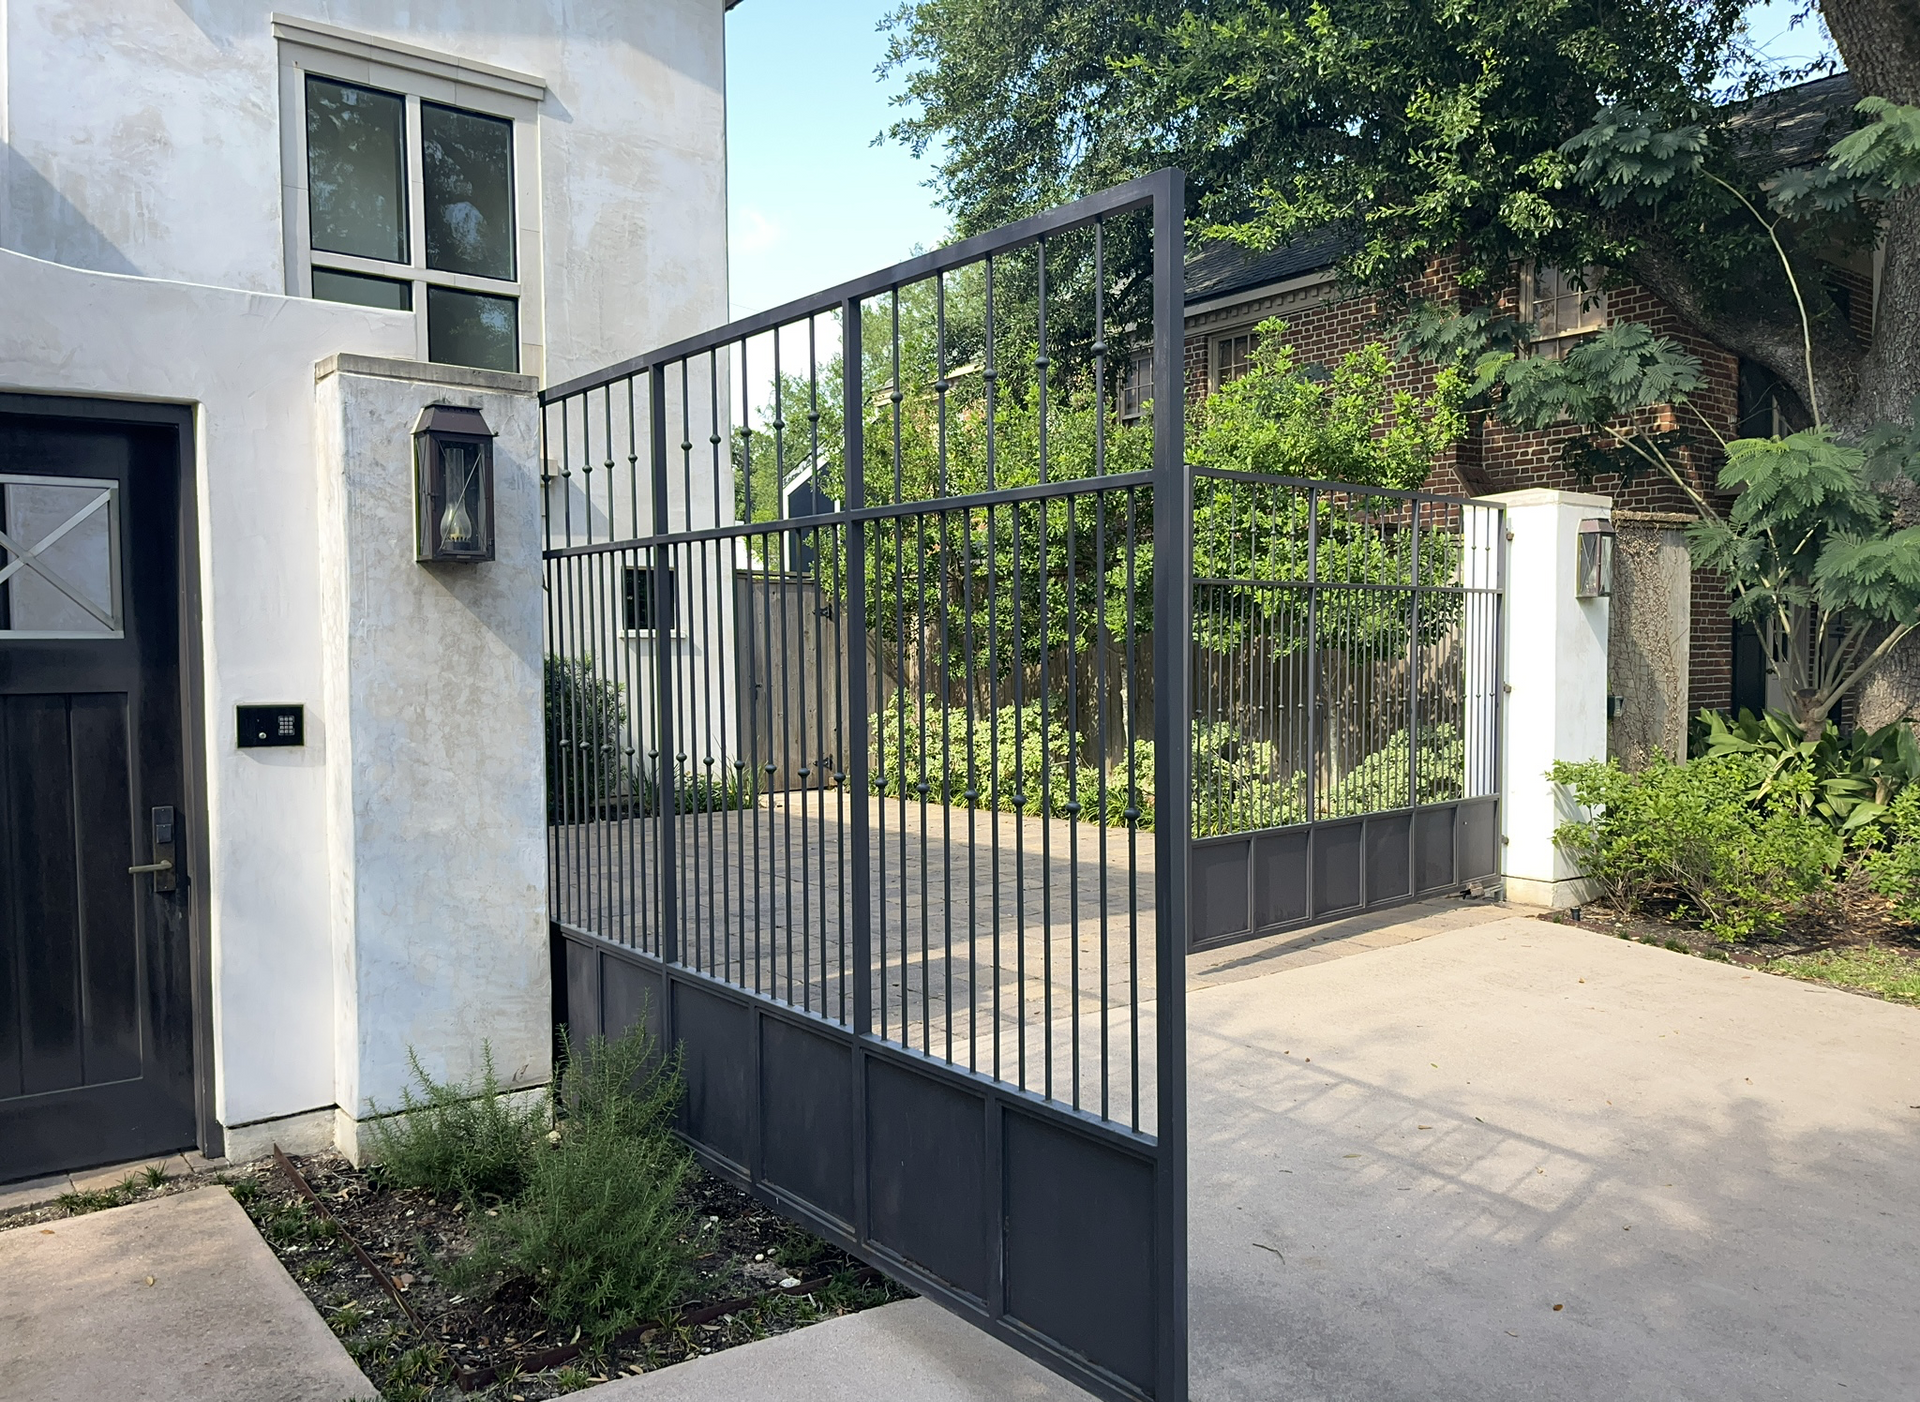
[0,412,194,1181]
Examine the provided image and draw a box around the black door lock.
[128,805,178,893]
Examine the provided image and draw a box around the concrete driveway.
[1188,912,1920,1401]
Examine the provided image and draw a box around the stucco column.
[313,353,549,1159]
[1490,489,1612,909]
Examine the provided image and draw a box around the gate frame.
[542,169,1189,1402]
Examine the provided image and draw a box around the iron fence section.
[1187,469,1504,947]
[541,172,1188,1402]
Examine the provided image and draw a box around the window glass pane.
[0,477,120,638]
[427,287,519,371]
[422,103,515,280]
[311,268,413,310]
[621,566,677,631]
[306,77,408,264]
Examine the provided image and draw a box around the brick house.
[1169,74,1899,758]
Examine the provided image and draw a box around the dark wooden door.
[0,410,195,1181]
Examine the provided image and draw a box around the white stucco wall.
[0,0,729,384]
[0,246,418,1134]
[1,0,730,1163]
[1492,489,1612,909]
[314,354,547,1151]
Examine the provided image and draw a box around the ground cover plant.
[1765,943,1920,1005]
[235,1024,903,1402]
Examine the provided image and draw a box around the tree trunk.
[1821,0,1920,436]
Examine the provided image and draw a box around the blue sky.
[723,2,1841,319]
[724,1,945,319]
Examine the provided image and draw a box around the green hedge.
[1552,754,1843,941]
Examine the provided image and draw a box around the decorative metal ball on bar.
[1576,516,1615,599]
[413,404,496,563]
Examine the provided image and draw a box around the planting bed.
[237,1150,907,1402]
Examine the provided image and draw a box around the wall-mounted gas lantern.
[414,404,496,563]
[1576,517,1615,599]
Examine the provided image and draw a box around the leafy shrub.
[456,1025,693,1345]
[874,702,1473,838]
[1695,708,1920,832]
[1321,725,1467,817]
[1191,722,1304,834]
[1188,317,1469,491]
[553,1021,681,1138]
[872,699,1155,829]
[1552,754,1842,940]
[1858,785,1920,923]
[547,653,757,822]
[365,1045,544,1204]
[546,655,635,823]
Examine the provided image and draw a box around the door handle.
[135,806,179,892]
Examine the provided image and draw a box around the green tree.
[883,0,1919,438]
[1188,318,1469,489]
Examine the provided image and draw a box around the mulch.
[238,1149,909,1401]
[1539,873,1920,967]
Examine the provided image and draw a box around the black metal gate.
[1186,473,1504,951]
[542,173,1189,1402]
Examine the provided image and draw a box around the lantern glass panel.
[1576,524,1615,598]
[437,440,487,556]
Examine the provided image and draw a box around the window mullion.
[406,93,429,359]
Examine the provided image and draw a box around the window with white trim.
[275,17,544,375]
[1211,330,1258,389]
[1520,264,1607,360]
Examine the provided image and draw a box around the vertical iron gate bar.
[1149,165,1190,1402]
[649,365,678,1027]
[840,291,876,1258]
[1408,505,1420,888]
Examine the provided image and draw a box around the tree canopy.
[883,0,1920,435]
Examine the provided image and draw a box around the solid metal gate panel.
[540,173,1188,1402]
[1185,474,1504,953]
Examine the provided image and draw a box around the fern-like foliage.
[1559,106,1709,208]
[1771,97,1920,215]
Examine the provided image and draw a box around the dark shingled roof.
[1185,225,1351,304]
[1182,71,1860,307]
[1725,71,1859,168]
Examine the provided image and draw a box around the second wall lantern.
[414,404,496,563]
[1576,517,1615,599]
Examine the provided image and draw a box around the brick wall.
[1688,567,1733,717]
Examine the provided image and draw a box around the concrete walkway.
[1189,915,1920,1401]
[0,1185,375,1402]
[578,1298,1093,1400]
